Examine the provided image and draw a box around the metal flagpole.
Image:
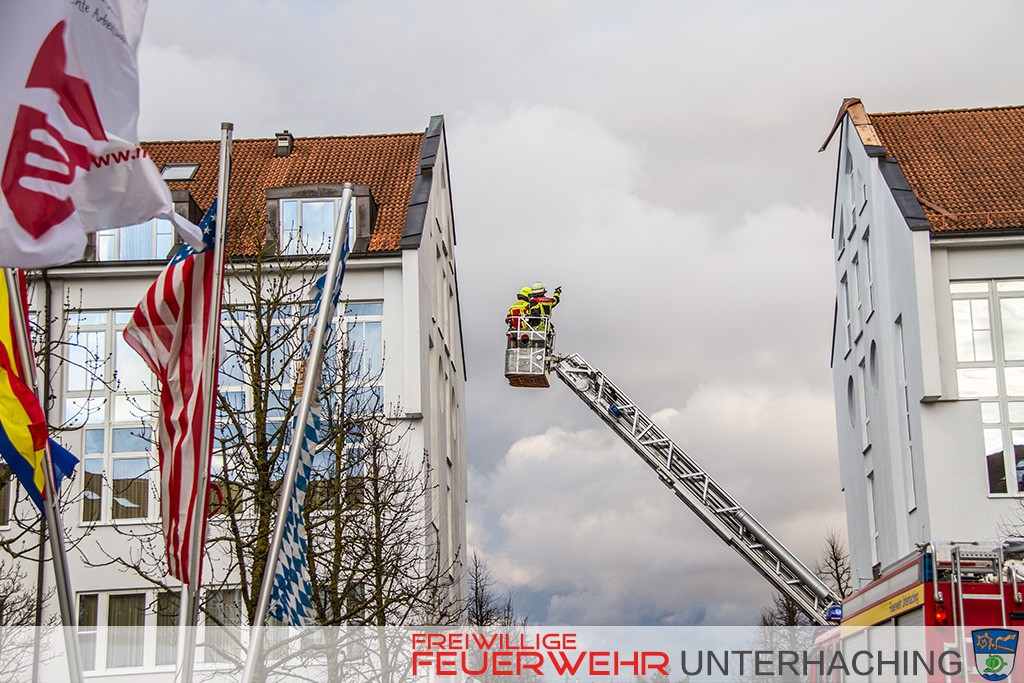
[240,183,355,683]
[175,122,233,683]
[2,268,84,683]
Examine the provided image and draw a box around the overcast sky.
[139,1,1024,625]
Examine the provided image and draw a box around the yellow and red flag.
[0,270,76,510]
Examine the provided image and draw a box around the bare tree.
[77,247,460,676]
[0,558,56,682]
[759,528,851,627]
[814,527,851,600]
[466,551,521,627]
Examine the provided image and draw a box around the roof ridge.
[143,130,423,145]
[871,104,1024,118]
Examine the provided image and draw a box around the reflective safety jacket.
[506,298,530,329]
[529,290,560,318]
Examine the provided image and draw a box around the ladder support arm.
[551,353,841,625]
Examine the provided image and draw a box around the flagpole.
[2,268,84,683]
[175,122,233,683]
[241,183,354,683]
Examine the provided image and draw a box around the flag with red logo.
[122,200,219,585]
[0,2,202,269]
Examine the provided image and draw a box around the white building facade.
[1,116,467,676]
[824,100,1024,587]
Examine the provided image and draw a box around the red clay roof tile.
[142,132,423,254]
[869,106,1024,233]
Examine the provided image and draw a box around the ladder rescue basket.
[504,315,553,388]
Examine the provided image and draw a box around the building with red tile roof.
[822,99,1024,592]
[7,116,467,670]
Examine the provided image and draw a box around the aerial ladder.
[505,315,843,625]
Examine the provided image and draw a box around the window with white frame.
[279,198,354,256]
[65,311,155,523]
[204,588,242,663]
[96,218,175,261]
[211,299,382,515]
[77,591,147,671]
[76,589,237,672]
[342,302,384,413]
[951,280,1024,494]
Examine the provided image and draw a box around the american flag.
[123,200,220,584]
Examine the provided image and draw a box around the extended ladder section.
[552,352,842,625]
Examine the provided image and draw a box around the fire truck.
[506,318,1024,641]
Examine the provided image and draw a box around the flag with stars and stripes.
[268,234,351,627]
[122,200,220,585]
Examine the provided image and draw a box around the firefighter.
[528,282,561,347]
[529,282,561,318]
[505,286,532,347]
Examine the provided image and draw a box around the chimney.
[275,130,294,157]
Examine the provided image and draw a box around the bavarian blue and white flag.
[268,234,350,626]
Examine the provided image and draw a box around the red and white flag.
[122,201,219,585]
[0,1,202,268]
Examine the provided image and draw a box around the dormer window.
[95,218,175,261]
[267,184,376,256]
[279,197,353,255]
[160,164,199,181]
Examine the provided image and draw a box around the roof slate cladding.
[142,127,426,255]
[869,105,1024,234]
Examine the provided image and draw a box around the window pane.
[205,589,241,663]
[363,321,382,378]
[953,300,975,362]
[345,302,383,317]
[83,458,103,522]
[67,312,108,326]
[951,282,990,294]
[120,221,154,260]
[981,402,1001,424]
[156,218,174,259]
[156,592,180,666]
[220,334,244,384]
[65,397,104,427]
[96,230,116,262]
[985,428,1007,494]
[957,368,998,398]
[1007,368,1024,397]
[1015,430,1024,494]
[78,594,98,671]
[281,200,298,254]
[67,331,105,391]
[116,335,149,392]
[107,594,145,668]
[111,457,149,519]
[301,200,333,254]
[114,394,152,422]
[112,427,151,453]
[998,281,1024,292]
[1010,402,1024,424]
[81,428,103,454]
[1001,298,1024,361]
